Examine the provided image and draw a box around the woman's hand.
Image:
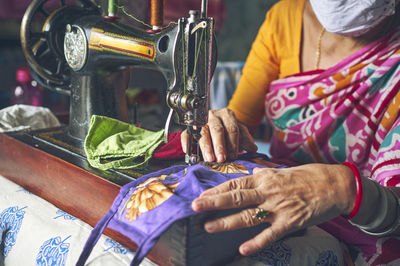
[192,163,357,256]
[181,108,258,162]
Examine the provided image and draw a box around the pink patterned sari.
[265,30,400,265]
[266,30,400,186]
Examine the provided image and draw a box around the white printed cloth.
[0,174,157,266]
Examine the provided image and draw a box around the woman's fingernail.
[200,190,212,197]
[192,199,204,210]
[217,153,226,162]
[240,245,250,255]
[205,221,216,232]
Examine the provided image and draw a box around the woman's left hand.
[191,163,356,256]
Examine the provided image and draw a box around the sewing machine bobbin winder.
[0,0,264,265]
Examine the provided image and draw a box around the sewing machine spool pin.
[201,0,208,18]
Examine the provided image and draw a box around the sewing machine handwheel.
[20,0,99,94]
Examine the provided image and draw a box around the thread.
[151,0,164,27]
[115,2,177,30]
[108,0,115,16]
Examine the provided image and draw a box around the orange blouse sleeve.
[227,0,304,127]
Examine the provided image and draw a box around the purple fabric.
[77,153,271,266]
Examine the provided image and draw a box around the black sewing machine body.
[21,0,216,144]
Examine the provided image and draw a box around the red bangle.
[342,162,363,219]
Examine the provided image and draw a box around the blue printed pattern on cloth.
[0,175,138,266]
[0,206,26,258]
[53,210,77,220]
[103,238,130,254]
[315,250,339,266]
[36,235,71,266]
[250,241,292,265]
[16,186,33,194]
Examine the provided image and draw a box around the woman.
[182,0,400,264]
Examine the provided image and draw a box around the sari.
[265,30,400,265]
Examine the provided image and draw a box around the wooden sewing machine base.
[0,128,264,266]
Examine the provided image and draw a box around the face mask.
[77,153,275,266]
[310,0,396,37]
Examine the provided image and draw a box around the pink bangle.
[342,162,363,219]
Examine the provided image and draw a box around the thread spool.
[150,0,164,29]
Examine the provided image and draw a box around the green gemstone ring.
[253,208,269,222]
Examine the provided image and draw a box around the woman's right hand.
[181,108,258,163]
[192,163,357,256]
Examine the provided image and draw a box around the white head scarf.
[310,0,396,37]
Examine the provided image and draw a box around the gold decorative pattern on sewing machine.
[38,130,84,155]
[88,27,156,61]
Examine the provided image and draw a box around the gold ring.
[253,208,269,222]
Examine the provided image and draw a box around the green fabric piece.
[84,115,165,170]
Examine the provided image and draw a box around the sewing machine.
[0,0,266,265]
[20,0,216,166]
